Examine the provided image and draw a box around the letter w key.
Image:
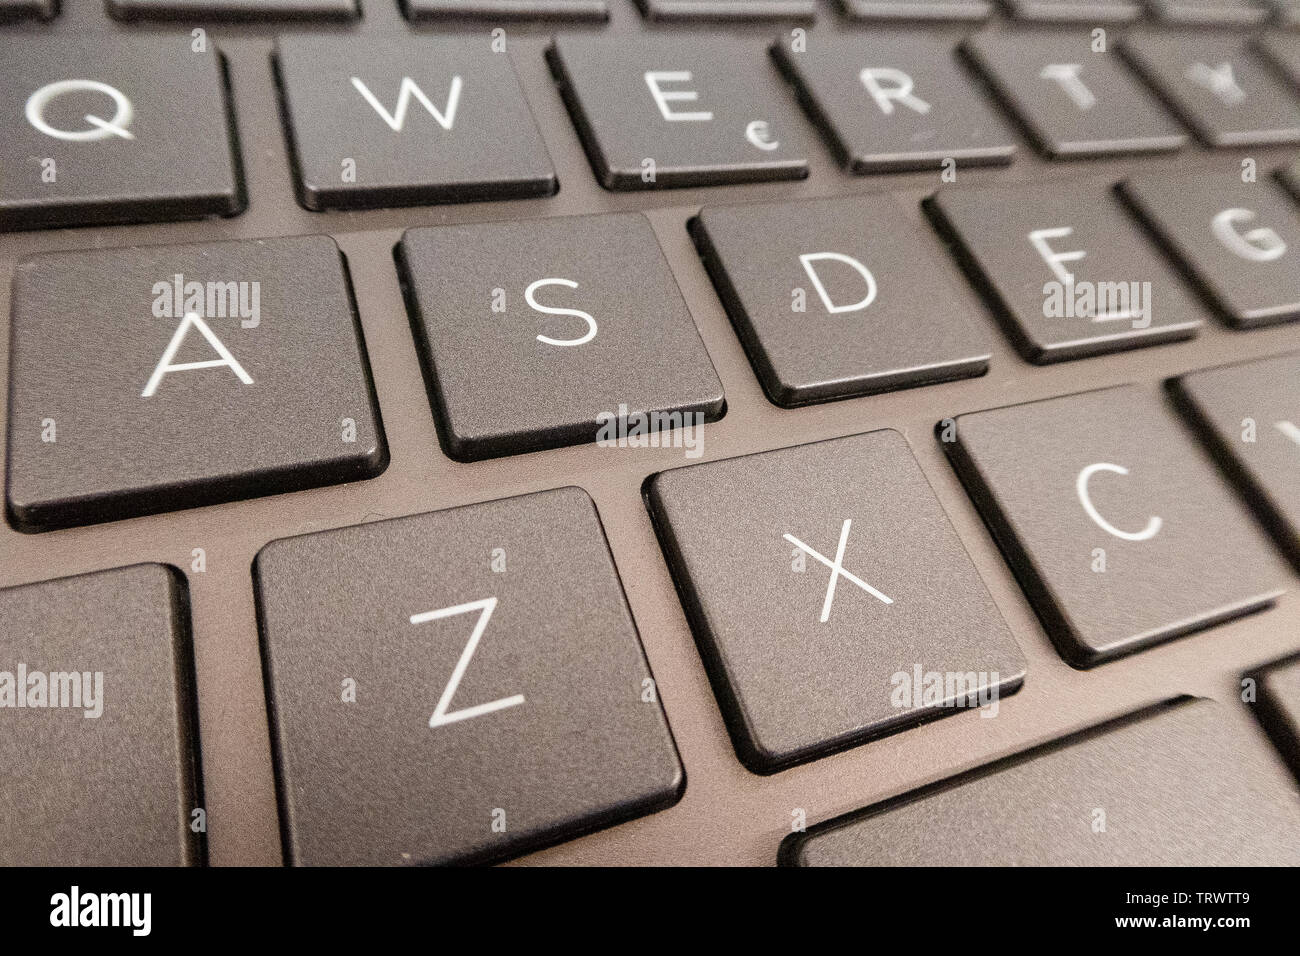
[275,36,556,210]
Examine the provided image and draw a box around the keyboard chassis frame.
[1,0,1298,866]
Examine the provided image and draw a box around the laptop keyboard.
[1,0,1299,867]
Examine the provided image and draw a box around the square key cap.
[838,0,991,19]
[926,180,1204,363]
[109,0,358,18]
[772,34,1017,172]
[548,36,810,189]
[646,430,1026,774]
[403,0,608,19]
[638,0,816,18]
[942,386,1289,667]
[0,36,242,231]
[1121,35,1300,147]
[6,236,387,532]
[0,564,203,866]
[961,32,1186,158]
[256,487,684,866]
[692,196,991,406]
[276,36,556,211]
[398,213,724,461]
[1171,354,1300,570]
[1119,173,1300,328]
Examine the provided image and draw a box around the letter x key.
[784,519,892,622]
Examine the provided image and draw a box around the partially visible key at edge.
[780,698,1300,865]
[0,564,204,867]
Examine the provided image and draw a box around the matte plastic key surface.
[403,0,608,19]
[108,0,358,18]
[942,385,1289,666]
[1119,173,1300,328]
[1121,34,1300,147]
[5,236,387,531]
[276,36,557,210]
[256,488,684,866]
[781,699,1300,865]
[838,0,991,18]
[0,564,203,866]
[998,0,1140,22]
[548,35,810,189]
[961,31,1186,158]
[646,430,1026,774]
[692,195,992,406]
[398,212,724,461]
[927,180,1204,363]
[0,36,243,230]
[773,33,1017,172]
[1171,354,1300,569]
[637,0,815,17]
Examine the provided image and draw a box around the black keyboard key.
[692,196,991,406]
[638,0,815,17]
[1255,32,1300,88]
[942,385,1288,667]
[548,36,810,189]
[999,0,1140,21]
[5,236,387,532]
[276,36,556,211]
[0,0,54,18]
[398,213,724,461]
[1170,354,1300,570]
[781,699,1300,865]
[1119,173,1300,328]
[1146,0,1269,24]
[926,181,1203,363]
[646,430,1026,775]
[0,36,242,231]
[109,0,357,18]
[403,0,607,19]
[838,0,990,17]
[256,487,683,866]
[1254,656,1300,780]
[1122,35,1300,147]
[773,34,1017,172]
[0,564,203,866]
[961,32,1186,158]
